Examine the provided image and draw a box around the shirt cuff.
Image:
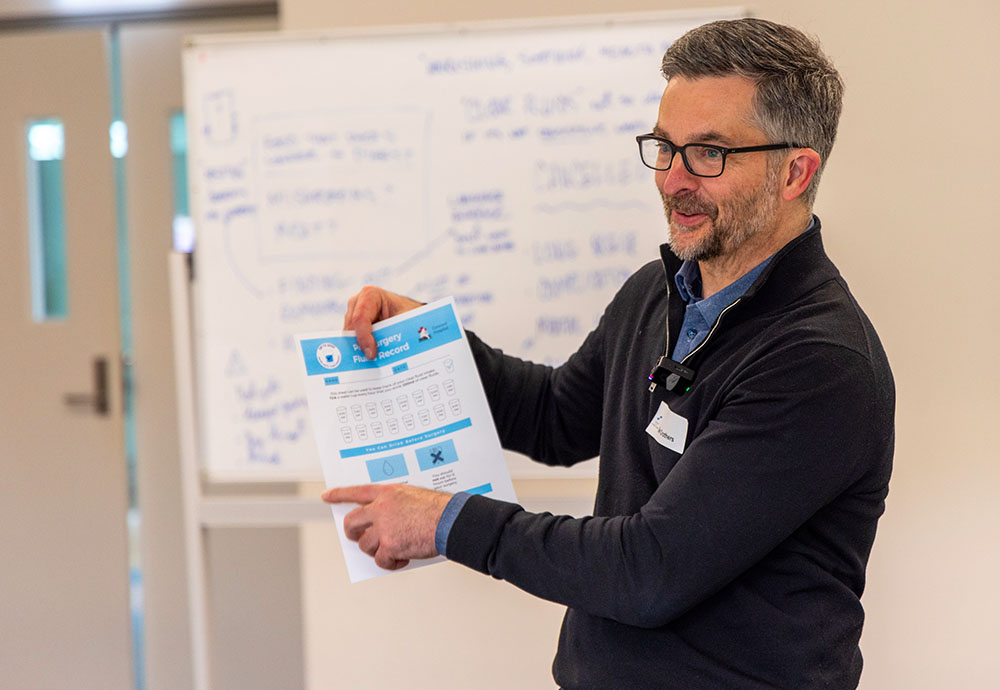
[434,491,472,556]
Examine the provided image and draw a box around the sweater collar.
[659,215,837,310]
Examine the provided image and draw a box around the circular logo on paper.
[316,343,342,370]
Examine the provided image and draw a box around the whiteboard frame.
[184,7,746,50]
[183,7,746,483]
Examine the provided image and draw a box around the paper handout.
[297,298,517,582]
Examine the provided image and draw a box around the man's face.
[654,75,782,263]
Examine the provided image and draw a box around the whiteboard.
[184,8,742,481]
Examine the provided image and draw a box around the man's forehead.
[655,75,760,144]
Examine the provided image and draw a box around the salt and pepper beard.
[661,161,782,263]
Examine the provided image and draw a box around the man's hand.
[322,484,452,570]
[343,286,423,360]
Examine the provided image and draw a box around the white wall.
[282,1,1000,689]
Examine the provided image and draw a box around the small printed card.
[646,401,688,454]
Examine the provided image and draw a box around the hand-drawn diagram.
[203,89,238,144]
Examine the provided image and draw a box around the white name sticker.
[646,401,689,454]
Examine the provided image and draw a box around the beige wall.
[284,1,1000,689]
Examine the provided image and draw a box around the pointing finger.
[322,484,382,505]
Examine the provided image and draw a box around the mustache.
[661,193,718,219]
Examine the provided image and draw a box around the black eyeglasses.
[636,134,804,178]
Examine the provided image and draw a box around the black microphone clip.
[647,356,696,393]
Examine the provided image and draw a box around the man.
[324,18,894,689]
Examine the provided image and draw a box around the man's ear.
[781,148,822,202]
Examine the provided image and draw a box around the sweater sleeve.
[445,339,892,628]
[465,315,607,468]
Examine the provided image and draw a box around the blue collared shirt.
[670,256,772,361]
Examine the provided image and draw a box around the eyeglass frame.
[635,134,806,178]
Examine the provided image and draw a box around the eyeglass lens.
[640,139,724,177]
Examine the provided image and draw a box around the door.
[0,28,132,689]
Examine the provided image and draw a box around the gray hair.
[661,18,843,206]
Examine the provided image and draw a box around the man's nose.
[657,151,700,196]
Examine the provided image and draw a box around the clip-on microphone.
[647,355,696,393]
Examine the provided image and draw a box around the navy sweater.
[446,222,895,689]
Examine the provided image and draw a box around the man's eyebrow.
[651,127,736,146]
[688,130,736,146]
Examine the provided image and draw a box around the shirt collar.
[674,259,702,303]
[672,216,818,305]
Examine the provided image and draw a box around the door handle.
[64,356,110,415]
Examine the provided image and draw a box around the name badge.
[646,401,688,454]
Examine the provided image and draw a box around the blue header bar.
[300,303,462,377]
[340,418,472,458]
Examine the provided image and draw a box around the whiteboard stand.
[170,250,212,690]
[170,252,332,690]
